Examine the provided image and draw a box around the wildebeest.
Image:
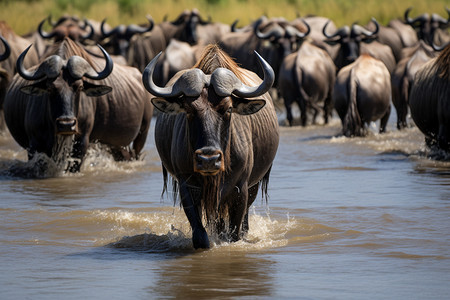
[409,44,450,150]
[278,39,336,126]
[142,45,279,248]
[4,38,153,172]
[292,15,340,61]
[323,18,396,74]
[100,16,154,58]
[365,17,418,62]
[128,9,224,72]
[219,16,309,85]
[391,40,437,129]
[405,7,450,46]
[0,21,39,133]
[333,54,392,137]
[38,15,94,43]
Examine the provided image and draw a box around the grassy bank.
[0,0,448,35]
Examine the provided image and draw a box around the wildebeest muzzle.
[55,117,78,135]
[194,147,224,176]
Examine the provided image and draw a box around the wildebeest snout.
[194,147,224,175]
[55,117,78,135]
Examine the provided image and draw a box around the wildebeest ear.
[20,81,48,95]
[83,81,112,97]
[324,39,340,46]
[361,37,377,44]
[232,97,266,115]
[151,97,184,114]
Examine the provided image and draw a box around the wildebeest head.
[143,45,274,176]
[323,18,379,69]
[255,17,311,58]
[170,9,211,45]
[16,42,113,135]
[100,15,154,57]
[405,7,450,45]
[38,15,94,43]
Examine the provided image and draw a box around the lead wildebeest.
[4,37,153,173]
[409,44,450,151]
[143,45,279,249]
[333,54,392,137]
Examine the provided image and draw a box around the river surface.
[0,112,449,299]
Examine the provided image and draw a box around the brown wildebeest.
[142,45,279,249]
[333,54,392,137]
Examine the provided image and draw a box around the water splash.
[92,207,337,253]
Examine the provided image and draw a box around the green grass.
[0,0,448,36]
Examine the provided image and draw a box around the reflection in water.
[152,250,275,299]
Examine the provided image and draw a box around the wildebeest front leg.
[180,181,210,249]
[68,135,89,172]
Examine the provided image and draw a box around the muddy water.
[0,116,449,299]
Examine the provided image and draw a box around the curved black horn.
[198,14,211,25]
[0,35,11,62]
[231,19,240,32]
[143,52,209,98]
[431,40,450,51]
[353,18,379,37]
[292,19,310,39]
[369,18,379,35]
[255,21,283,40]
[17,45,46,81]
[232,51,274,98]
[142,52,183,98]
[38,17,56,39]
[81,19,95,40]
[83,45,113,80]
[405,7,429,25]
[126,15,154,35]
[431,12,448,25]
[101,19,119,38]
[47,14,56,27]
[171,10,189,25]
[323,21,349,39]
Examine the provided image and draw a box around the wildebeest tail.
[343,67,363,137]
[260,165,272,204]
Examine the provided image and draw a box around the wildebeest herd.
[0,8,449,248]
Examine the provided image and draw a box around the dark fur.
[410,45,450,150]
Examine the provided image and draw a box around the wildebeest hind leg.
[242,183,259,234]
[379,105,391,133]
[132,105,152,159]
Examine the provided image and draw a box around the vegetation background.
[0,0,448,36]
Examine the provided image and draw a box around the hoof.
[192,228,210,249]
